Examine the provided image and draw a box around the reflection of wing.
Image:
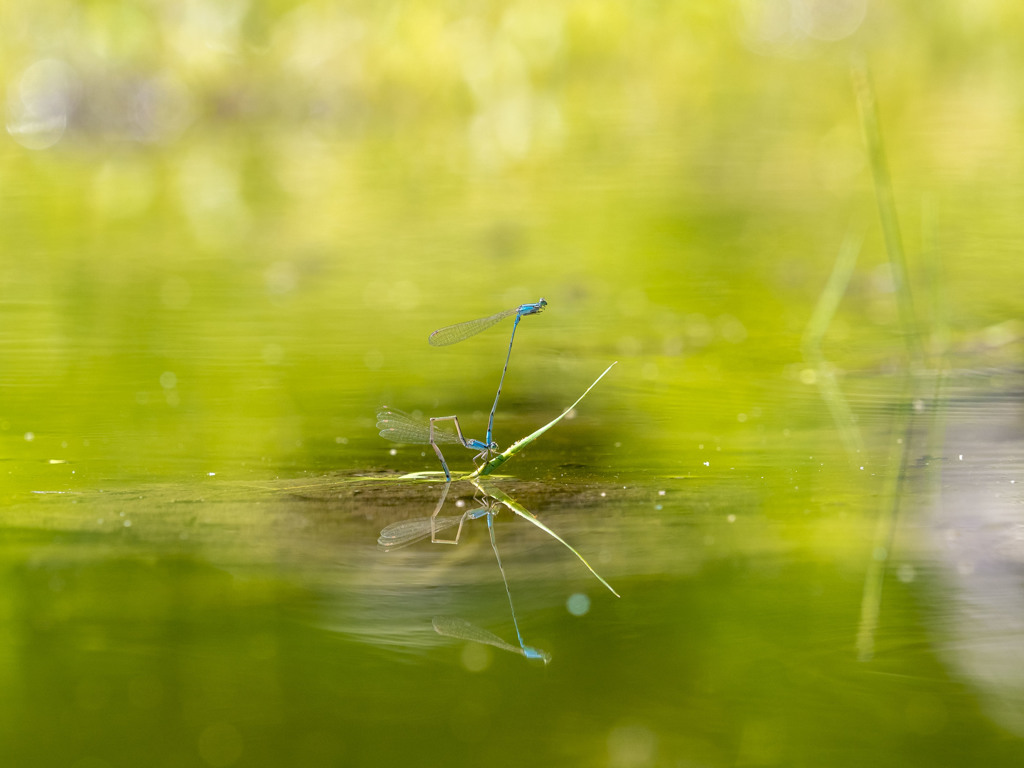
[432,616,550,664]
[377,515,465,550]
[375,407,460,445]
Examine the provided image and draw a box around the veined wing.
[376,407,463,445]
[377,514,466,550]
[427,307,518,347]
[432,616,551,663]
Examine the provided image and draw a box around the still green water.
[3,3,1024,767]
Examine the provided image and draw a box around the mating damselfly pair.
[375,302,619,662]
[376,298,547,480]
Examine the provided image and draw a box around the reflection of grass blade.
[465,362,618,479]
[802,227,865,459]
[856,373,914,662]
[801,227,862,359]
[474,479,620,598]
[432,616,551,664]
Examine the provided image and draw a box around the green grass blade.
[465,361,618,479]
[473,478,620,597]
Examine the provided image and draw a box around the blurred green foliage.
[2,2,1022,484]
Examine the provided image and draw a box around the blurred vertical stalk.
[851,60,926,371]
[851,60,949,662]
[921,194,949,364]
[851,58,922,661]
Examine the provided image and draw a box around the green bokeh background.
[2,2,1023,767]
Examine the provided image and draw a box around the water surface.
[3,3,1024,767]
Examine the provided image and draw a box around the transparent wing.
[432,616,522,654]
[376,407,462,445]
[432,616,550,663]
[377,515,465,550]
[427,307,518,347]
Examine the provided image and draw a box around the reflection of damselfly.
[379,482,549,661]
[432,616,551,664]
[375,407,495,482]
[378,480,619,661]
[376,480,478,547]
